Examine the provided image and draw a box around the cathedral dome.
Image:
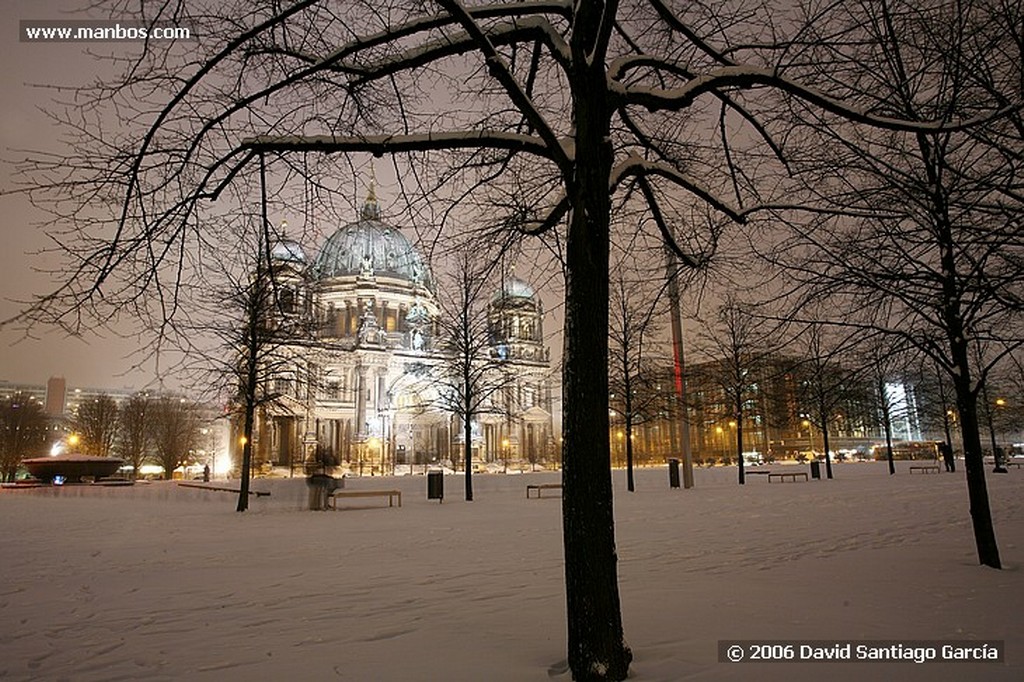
[271,238,307,264]
[492,276,536,303]
[314,192,433,290]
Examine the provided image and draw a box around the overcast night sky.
[0,0,578,395]
[0,0,159,390]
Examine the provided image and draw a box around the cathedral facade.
[240,191,555,475]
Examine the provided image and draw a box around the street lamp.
[200,427,213,480]
[801,419,816,458]
[982,387,1007,473]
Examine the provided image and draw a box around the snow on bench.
[768,472,808,483]
[526,483,562,499]
[328,489,402,509]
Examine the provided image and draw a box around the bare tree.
[858,339,913,475]
[608,270,668,492]
[149,396,200,480]
[118,392,151,479]
[14,1,1017,676]
[793,324,869,480]
[73,394,119,458]
[766,0,1024,568]
[694,300,777,484]
[0,393,50,482]
[431,246,517,501]
[206,177,320,510]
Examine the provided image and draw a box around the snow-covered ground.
[1,461,1021,681]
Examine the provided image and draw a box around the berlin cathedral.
[236,189,555,475]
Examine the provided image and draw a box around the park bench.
[909,465,940,474]
[747,470,772,477]
[526,483,562,498]
[1005,461,1023,469]
[768,472,808,483]
[328,489,402,509]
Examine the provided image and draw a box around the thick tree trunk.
[952,360,1001,568]
[883,411,895,475]
[878,376,895,475]
[736,416,745,485]
[625,410,635,492]
[464,412,474,502]
[560,74,631,681]
[921,129,1001,568]
[237,402,253,512]
[956,385,1001,567]
[820,413,834,479]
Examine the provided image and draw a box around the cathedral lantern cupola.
[489,275,546,361]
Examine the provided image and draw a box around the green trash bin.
[668,459,681,488]
[427,470,444,502]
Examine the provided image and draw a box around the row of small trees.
[609,295,1024,483]
[0,391,204,481]
[0,394,49,482]
[73,393,205,479]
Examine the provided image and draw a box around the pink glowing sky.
[0,0,158,390]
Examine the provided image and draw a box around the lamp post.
[982,384,1007,473]
[729,420,737,464]
[379,412,388,475]
[802,419,815,459]
[665,247,694,488]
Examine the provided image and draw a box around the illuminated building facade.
[242,190,554,474]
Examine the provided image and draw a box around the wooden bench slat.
[526,483,562,498]
[767,472,808,483]
[328,489,402,508]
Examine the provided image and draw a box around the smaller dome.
[272,239,307,264]
[493,276,536,302]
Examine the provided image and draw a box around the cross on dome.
[361,172,381,221]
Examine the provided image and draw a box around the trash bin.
[427,470,444,502]
[668,458,681,489]
[809,460,821,480]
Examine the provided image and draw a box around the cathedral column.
[355,365,368,438]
